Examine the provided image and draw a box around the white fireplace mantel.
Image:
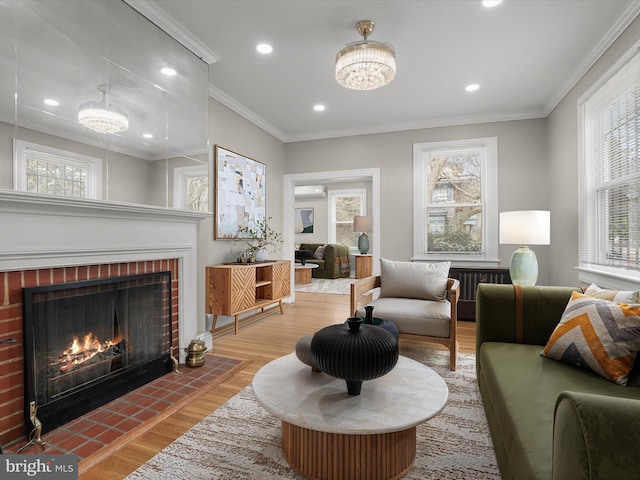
[0,190,207,362]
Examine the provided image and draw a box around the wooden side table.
[354,254,373,279]
[294,263,318,285]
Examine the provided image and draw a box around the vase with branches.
[237,216,283,261]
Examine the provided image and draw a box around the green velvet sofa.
[476,284,640,480]
[297,243,350,279]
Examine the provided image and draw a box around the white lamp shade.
[353,215,373,232]
[499,210,550,245]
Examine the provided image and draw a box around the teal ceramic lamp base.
[509,245,538,286]
[358,233,370,254]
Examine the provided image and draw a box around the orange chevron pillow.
[542,292,640,385]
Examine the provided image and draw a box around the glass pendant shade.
[78,86,128,134]
[335,20,396,91]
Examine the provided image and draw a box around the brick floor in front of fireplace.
[5,355,243,460]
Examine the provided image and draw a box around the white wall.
[284,119,552,283]
[196,98,287,329]
[548,15,640,287]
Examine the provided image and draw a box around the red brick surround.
[0,259,180,447]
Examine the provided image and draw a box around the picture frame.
[295,207,314,233]
[214,145,266,240]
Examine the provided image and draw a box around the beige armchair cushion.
[379,258,450,301]
[356,297,451,338]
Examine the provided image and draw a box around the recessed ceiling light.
[143,133,153,139]
[482,0,503,7]
[43,98,59,106]
[256,43,273,54]
[465,84,480,92]
[161,66,177,76]
[313,104,326,112]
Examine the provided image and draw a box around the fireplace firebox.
[22,271,174,436]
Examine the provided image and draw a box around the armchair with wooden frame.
[350,260,460,370]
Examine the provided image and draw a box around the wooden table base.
[295,268,313,285]
[281,420,416,480]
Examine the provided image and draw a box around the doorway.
[283,168,381,301]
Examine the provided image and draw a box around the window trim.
[412,137,499,267]
[328,188,366,250]
[13,140,102,199]
[578,40,640,289]
[173,164,209,211]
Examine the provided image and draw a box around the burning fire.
[54,332,120,373]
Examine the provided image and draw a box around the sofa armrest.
[322,244,337,269]
[475,284,579,351]
[553,391,640,480]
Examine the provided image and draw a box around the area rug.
[126,349,499,479]
[294,277,353,294]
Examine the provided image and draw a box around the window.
[579,43,640,282]
[14,140,102,199]
[173,165,209,211]
[413,138,498,265]
[328,189,366,248]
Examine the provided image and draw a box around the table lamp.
[353,215,373,254]
[499,210,550,285]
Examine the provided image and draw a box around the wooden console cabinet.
[205,260,290,334]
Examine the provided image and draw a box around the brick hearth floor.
[5,355,242,459]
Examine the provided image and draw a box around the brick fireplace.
[1,260,179,445]
[0,191,205,448]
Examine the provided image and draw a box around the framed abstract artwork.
[295,207,314,233]
[214,145,266,240]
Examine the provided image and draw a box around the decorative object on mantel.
[335,20,396,91]
[354,215,373,254]
[310,317,399,395]
[237,216,283,262]
[499,210,550,286]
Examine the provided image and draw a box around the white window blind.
[581,46,640,273]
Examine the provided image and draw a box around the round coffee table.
[252,353,448,480]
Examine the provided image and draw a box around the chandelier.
[335,20,396,91]
[78,84,129,134]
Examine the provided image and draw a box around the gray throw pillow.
[380,258,450,301]
[313,245,326,260]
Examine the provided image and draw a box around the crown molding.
[542,0,640,116]
[282,110,548,143]
[208,84,287,142]
[123,0,219,64]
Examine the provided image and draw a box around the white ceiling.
[139,0,639,143]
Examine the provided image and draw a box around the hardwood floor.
[80,292,476,479]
